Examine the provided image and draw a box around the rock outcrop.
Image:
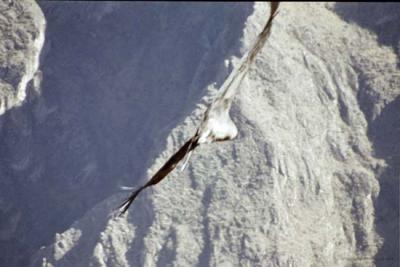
[0,0,45,266]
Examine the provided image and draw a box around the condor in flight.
[118,2,280,215]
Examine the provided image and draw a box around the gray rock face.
[0,2,398,267]
[0,0,45,266]
[0,0,45,114]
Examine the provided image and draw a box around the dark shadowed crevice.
[156,228,177,267]
[333,4,400,266]
[369,96,400,267]
[334,3,400,61]
[198,186,213,267]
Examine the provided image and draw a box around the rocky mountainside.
[1,2,399,267]
[0,0,45,266]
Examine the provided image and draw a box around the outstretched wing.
[118,136,199,215]
[198,2,280,138]
[118,2,280,215]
